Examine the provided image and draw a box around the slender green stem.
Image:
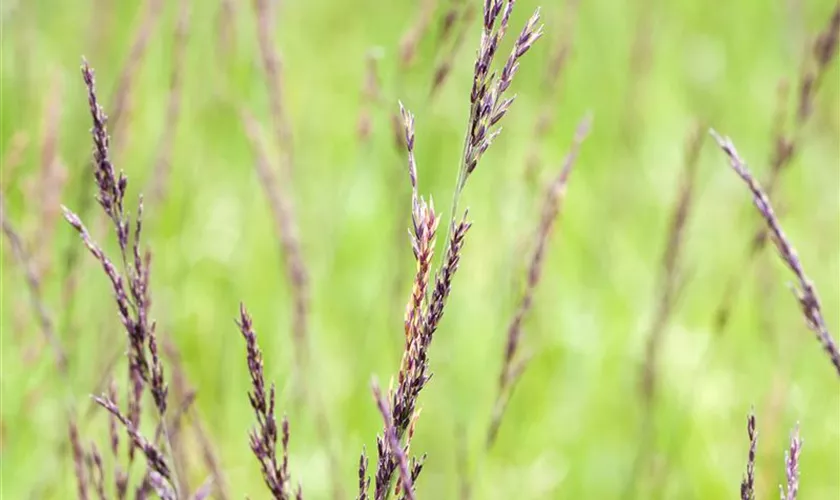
[442,120,473,259]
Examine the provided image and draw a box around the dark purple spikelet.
[463,1,543,179]
[358,449,371,500]
[711,131,840,376]
[364,0,543,491]
[398,103,440,345]
[740,411,757,500]
[374,431,397,500]
[62,207,141,365]
[368,104,475,499]
[148,323,168,415]
[424,214,472,338]
[372,381,415,500]
[237,303,298,500]
[68,61,172,435]
[81,60,126,226]
[780,425,802,500]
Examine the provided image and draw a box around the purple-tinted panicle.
[81,60,126,225]
[366,101,476,497]
[358,449,371,500]
[399,104,440,346]
[741,411,757,500]
[424,215,472,339]
[711,131,840,376]
[237,304,298,500]
[399,103,418,193]
[780,426,801,500]
[712,6,840,334]
[67,64,172,454]
[463,1,543,180]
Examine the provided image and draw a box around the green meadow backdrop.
[1,0,838,498]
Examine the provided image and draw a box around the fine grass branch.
[711,130,840,377]
[62,59,190,498]
[487,113,592,448]
[236,304,303,500]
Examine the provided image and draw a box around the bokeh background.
[1,0,838,498]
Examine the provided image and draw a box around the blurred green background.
[1,0,838,498]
